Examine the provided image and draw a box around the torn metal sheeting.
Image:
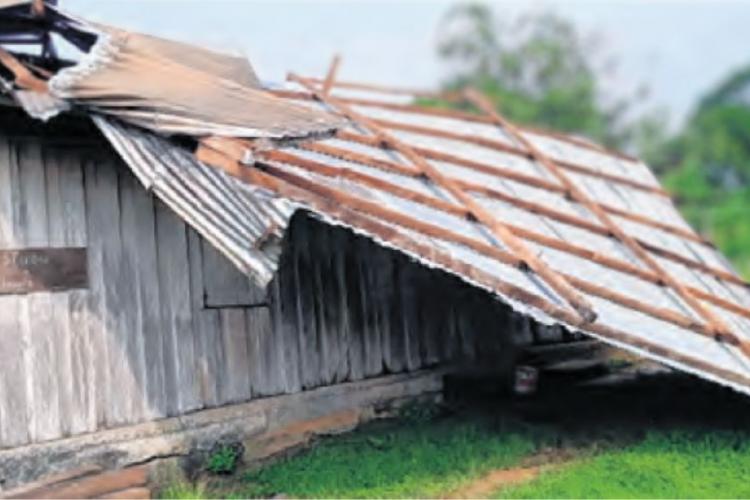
[0,3,344,139]
[47,23,345,138]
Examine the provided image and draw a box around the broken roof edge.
[0,4,346,140]
[95,117,750,397]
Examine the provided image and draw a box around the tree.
[435,3,641,148]
[656,65,750,276]
[435,3,750,277]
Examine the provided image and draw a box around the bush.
[205,442,244,476]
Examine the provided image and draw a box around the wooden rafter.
[302,138,710,246]
[304,134,741,286]
[0,47,48,92]
[462,88,750,356]
[336,127,668,197]
[321,54,341,96]
[251,146,750,322]
[367,117,670,196]
[269,87,640,164]
[269,89,670,197]
[31,0,45,17]
[218,122,725,287]
[195,140,747,343]
[289,67,597,324]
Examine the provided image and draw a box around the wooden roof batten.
[460,88,750,357]
[196,140,724,338]
[302,136,711,247]
[195,69,750,351]
[325,129,743,288]
[288,60,598,325]
[260,147,750,323]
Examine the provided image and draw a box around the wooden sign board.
[0,248,88,295]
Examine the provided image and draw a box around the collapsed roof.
[3,1,750,396]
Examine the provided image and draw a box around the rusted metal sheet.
[45,19,345,139]
[0,247,87,294]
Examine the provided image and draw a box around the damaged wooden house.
[2,0,750,494]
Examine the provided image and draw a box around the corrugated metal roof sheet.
[3,4,750,397]
[192,78,750,396]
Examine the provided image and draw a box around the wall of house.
[0,127,562,453]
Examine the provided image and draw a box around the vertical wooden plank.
[343,232,366,381]
[91,159,133,427]
[291,219,321,389]
[420,271,444,367]
[83,158,112,430]
[384,253,407,374]
[60,152,94,436]
[253,273,290,396]
[271,246,302,394]
[329,227,351,382]
[398,258,422,371]
[374,249,394,373]
[117,171,150,423]
[217,309,251,404]
[155,201,200,414]
[17,141,60,442]
[0,137,28,447]
[131,178,167,419]
[187,229,222,408]
[245,306,272,396]
[44,148,76,437]
[310,223,339,385]
[357,239,383,377]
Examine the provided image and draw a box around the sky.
[64,0,750,128]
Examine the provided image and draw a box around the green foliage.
[698,65,750,111]
[205,442,243,476]
[437,3,750,278]
[499,431,750,499]
[435,4,643,148]
[236,417,538,498]
[650,69,750,278]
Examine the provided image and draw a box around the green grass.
[159,483,208,499]
[157,375,750,499]
[165,412,549,499]
[499,431,750,499]
[162,426,750,499]
[236,416,541,498]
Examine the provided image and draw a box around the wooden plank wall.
[0,135,558,450]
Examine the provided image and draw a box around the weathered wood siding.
[0,133,556,450]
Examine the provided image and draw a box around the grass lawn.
[163,413,548,499]
[500,431,750,499]
[159,372,750,499]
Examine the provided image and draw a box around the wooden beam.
[0,47,48,93]
[463,88,750,356]
[316,135,722,265]
[271,88,639,163]
[259,147,750,321]
[31,0,45,17]
[290,72,598,323]
[197,142,743,341]
[321,55,341,96]
[368,117,670,197]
